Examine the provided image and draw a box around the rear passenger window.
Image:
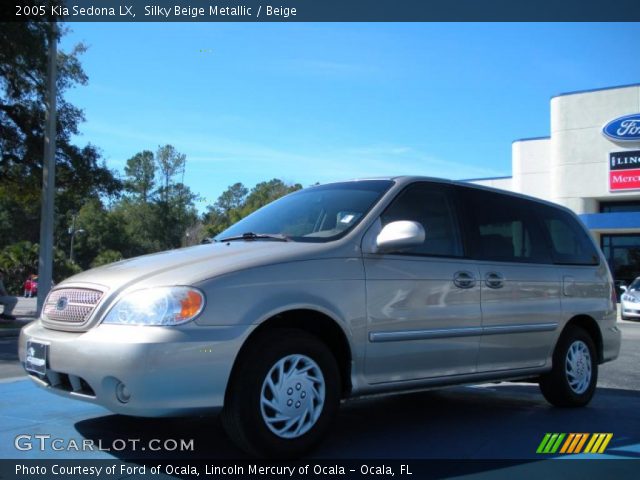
[381,183,463,257]
[459,187,551,264]
[535,205,600,266]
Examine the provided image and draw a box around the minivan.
[20,177,621,457]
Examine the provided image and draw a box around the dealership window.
[600,200,640,213]
[601,234,640,291]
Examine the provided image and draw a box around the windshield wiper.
[217,232,290,243]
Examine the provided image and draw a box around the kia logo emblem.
[56,297,69,311]
[603,114,640,142]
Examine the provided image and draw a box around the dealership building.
[469,83,640,288]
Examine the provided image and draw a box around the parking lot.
[1,308,638,462]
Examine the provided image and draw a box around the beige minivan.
[20,177,621,457]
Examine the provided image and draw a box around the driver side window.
[380,183,463,257]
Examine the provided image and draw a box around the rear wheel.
[539,325,598,407]
[221,328,340,458]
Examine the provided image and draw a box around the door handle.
[485,272,505,289]
[453,271,476,289]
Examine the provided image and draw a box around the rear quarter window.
[536,206,600,266]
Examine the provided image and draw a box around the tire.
[221,328,340,458]
[539,325,598,407]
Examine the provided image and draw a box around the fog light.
[115,382,131,403]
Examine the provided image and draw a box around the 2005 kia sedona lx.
[20,177,621,457]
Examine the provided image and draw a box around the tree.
[239,179,302,219]
[216,182,248,213]
[156,144,186,203]
[124,150,155,202]
[91,250,124,268]
[0,241,80,294]
[71,199,129,269]
[0,20,121,249]
[203,179,302,237]
[109,146,199,254]
[204,182,248,236]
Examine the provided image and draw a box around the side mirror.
[620,285,628,292]
[376,221,425,253]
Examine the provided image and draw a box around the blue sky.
[61,23,640,210]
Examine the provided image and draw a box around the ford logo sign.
[56,297,68,311]
[603,113,640,142]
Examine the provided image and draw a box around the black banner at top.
[4,0,640,22]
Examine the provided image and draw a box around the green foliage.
[0,242,39,293]
[69,145,200,268]
[71,199,130,267]
[0,18,303,279]
[0,241,80,294]
[91,250,124,268]
[0,20,121,249]
[203,179,302,238]
[124,150,155,202]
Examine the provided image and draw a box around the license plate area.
[25,341,48,376]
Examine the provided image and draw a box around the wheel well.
[564,315,604,363]
[228,309,353,398]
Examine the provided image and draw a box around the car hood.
[62,240,338,294]
[624,290,640,301]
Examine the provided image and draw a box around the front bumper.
[621,301,640,319]
[19,321,254,417]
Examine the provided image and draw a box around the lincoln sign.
[610,150,640,191]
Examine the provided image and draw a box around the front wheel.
[539,325,598,407]
[221,329,340,458]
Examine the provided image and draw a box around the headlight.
[102,287,205,326]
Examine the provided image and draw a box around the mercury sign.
[603,114,640,142]
[609,150,640,191]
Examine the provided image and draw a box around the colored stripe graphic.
[597,433,613,453]
[537,433,552,453]
[560,433,575,453]
[585,433,613,454]
[561,433,588,453]
[539,433,613,454]
[573,433,589,453]
[537,433,565,454]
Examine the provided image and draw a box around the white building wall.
[512,138,551,199]
[472,84,640,214]
[550,85,640,214]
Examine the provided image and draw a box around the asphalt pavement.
[0,307,638,461]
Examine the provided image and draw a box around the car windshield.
[628,278,640,291]
[215,180,393,243]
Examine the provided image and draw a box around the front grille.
[43,288,103,325]
[30,370,96,397]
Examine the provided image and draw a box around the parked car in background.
[19,177,621,458]
[620,277,640,320]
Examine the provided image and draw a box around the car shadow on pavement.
[73,383,640,465]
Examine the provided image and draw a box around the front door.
[363,182,482,383]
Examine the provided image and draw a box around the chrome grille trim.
[43,288,104,325]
